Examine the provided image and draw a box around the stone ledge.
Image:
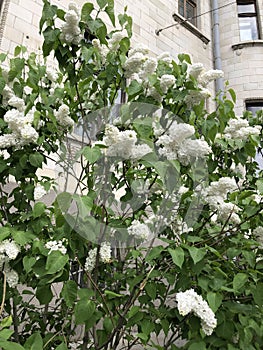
[232,40,263,50]
[172,13,210,45]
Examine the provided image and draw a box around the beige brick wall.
[219,0,263,114]
[0,0,213,68]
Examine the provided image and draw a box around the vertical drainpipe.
[211,0,224,98]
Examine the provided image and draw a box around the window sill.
[172,13,210,45]
[232,40,263,50]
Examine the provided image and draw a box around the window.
[178,0,197,26]
[246,100,263,169]
[237,0,260,40]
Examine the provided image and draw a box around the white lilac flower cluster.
[102,124,152,160]
[198,68,224,87]
[156,120,212,165]
[92,39,109,64]
[108,30,127,51]
[45,239,67,255]
[186,63,224,107]
[54,104,74,129]
[176,289,217,336]
[84,242,111,272]
[223,117,261,141]
[0,239,20,288]
[160,74,176,93]
[60,2,82,45]
[202,177,240,224]
[0,101,39,149]
[127,220,151,241]
[34,184,47,201]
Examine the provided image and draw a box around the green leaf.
[55,344,68,350]
[0,77,5,94]
[188,342,206,350]
[127,80,143,100]
[256,179,263,194]
[145,246,164,262]
[105,0,115,26]
[81,3,94,21]
[24,332,43,350]
[12,230,35,245]
[207,292,222,312]
[0,340,25,350]
[188,246,206,264]
[0,227,10,241]
[29,152,44,168]
[56,192,73,213]
[97,0,108,8]
[105,290,123,298]
[23,256,36,274]
[36,285,53,304]
[233,273,248,292]
[45,251,69,274]
[0,316,12,329]
[168,247,184,268]
[61,280,78,308]
[74,299,96,325]
[252,283,263,307]
[228,88,236,103]
[0,329,13,340]
[145,283,157,299]
[82,146,101,164]
[32,202,46,218]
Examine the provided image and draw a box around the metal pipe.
[211,0,224,96]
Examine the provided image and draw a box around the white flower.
[45,240,67,255]
[188,63,204,79]
[157,52,173,64]
[99,242,111,263]
[60,3,81,45]
[124,52,146,77]
[127,220,151,241]
[130,144,152,159]
[198,69,224,87]
[0,134,17,148]
[20,124,39,142]
[46,67,58,82]
[160,74,176,93]
[108,30,127,50]
[177,139,212,165]
[143,57,158,75]
[224,117,261,140]
[176,289,217,336]
[0,240,20,260]
[34,184,47,200]
[84,248,97,272]
[156,121,210,163]
[5,268,19,288]
[92,39,109,63]
[54,104,74,128]
[8,96,25,112]
[128,44,149,58]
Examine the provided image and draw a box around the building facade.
[0,0,262,114]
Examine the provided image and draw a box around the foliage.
[0,0,262,349]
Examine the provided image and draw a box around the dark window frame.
[178,0,197,27]
[237,0,260,40]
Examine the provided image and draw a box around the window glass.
[178,0,197,26]
[246,102,263,169]
[237,0,259,40]
[237,4,256,13]
[239,17,259,40]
